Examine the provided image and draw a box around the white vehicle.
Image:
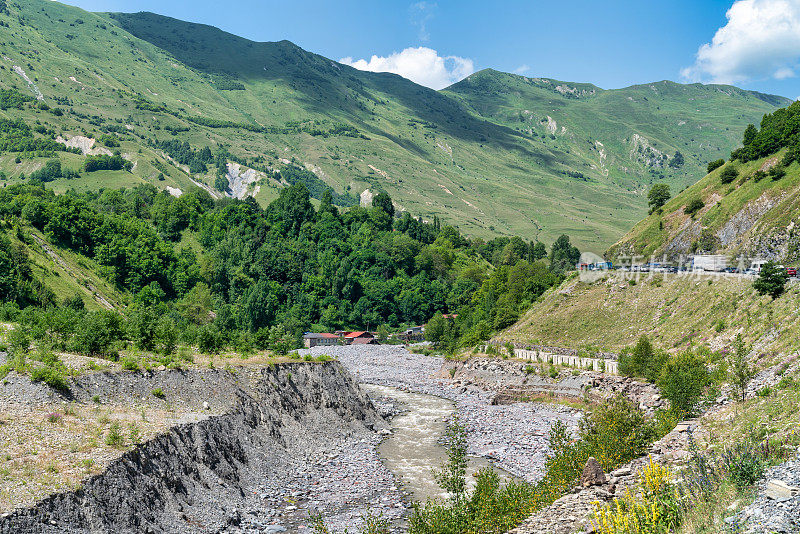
[749,259,769,273]
[691,255,727,272]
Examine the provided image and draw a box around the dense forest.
[0,183,580,355]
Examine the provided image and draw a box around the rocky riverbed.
[298,345,579,483]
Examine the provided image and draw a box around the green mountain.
[608,101,800,263]
[0,0,790,251]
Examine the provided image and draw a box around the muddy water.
[362,384,515,503]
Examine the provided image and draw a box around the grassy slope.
[0,0,789,251]
[3,226,127,312]
[497,273,800,359]
[445,70,788,197]
[609,150,800,260]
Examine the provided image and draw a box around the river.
[362,384,516,503]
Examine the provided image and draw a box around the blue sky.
[62,0,800,98]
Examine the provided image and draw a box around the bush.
[151,387,165,399]
[706,159,725,173]
[769,166,787,180]
[105,421,124,448]
[657,351,710,418]
[29,365,69,391]
[720,165,739,184]
[684,198,705,217]
[197,324,223,354]
[120,356,139,371]
[618,335,668,382]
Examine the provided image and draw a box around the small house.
[303,333,339,348]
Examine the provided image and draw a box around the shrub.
[657,351,710,418]
[684,198,705,217]
[592,458,679,534]
[752,169,767,182]
[722,443,766,489]
[105,421,124,448]
[29,365,69,391]
[197,324,223,354]
[769,166,786,180]
[720,165,739,184]
[120,356,139,371]
[151,388,165,399]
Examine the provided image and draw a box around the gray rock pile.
[731,454,800,534]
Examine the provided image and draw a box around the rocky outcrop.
[0,363,382,534]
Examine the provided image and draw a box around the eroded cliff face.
[0,363,382,534]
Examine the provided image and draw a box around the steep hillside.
[609,101,800,262]
[0,0,789,250]
[497,272,800,360]
[445,70,789,197]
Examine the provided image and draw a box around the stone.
[765,479,800,500]
[674,423,690,432]
[610,467,631,477]
[203,401,210,410]
[581,457,606,487]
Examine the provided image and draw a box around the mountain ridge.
[0,0,790,251]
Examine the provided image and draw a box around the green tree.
[753,261,789,299]
[372,191,395,218]
[728,334,755,402]
[647,183,670,213]
[742,124,758,146]
[214,175,228,192]
[657,351,710,417]
[668,151,684,168]
[549,234,580,272]
[530,241,547,261]
[619,335,666,382]
[684,198,705,217]
[434,417,468,507]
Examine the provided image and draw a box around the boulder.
[581,457,606,487]
[765,479,800,500]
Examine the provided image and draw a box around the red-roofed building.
[342,331,376,345]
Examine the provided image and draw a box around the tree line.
[0,183,582,353]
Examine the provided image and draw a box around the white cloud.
[681,0,800,84]
[410,2,437,42]
[513,64,531,75]
[340,47,474,90]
